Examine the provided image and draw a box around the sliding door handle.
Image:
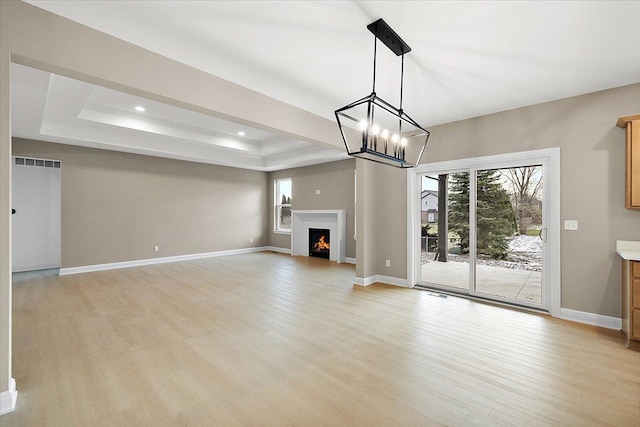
[538,227,547,242]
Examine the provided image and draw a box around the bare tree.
[502,166,543,234]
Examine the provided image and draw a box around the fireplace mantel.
[291,210,346,263]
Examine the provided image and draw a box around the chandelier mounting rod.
[372,36,377,93]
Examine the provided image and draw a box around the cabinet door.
[633,261,640,278]
[629,121,640,208]
[633,310,640,339]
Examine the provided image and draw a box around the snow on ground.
[422,234,543,271]
[509,234,542,253]
[505,235,542,270]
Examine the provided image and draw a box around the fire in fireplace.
[309,228,330,259]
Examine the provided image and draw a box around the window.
[275,178,292,232]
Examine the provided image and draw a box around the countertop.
[616,240,640,260]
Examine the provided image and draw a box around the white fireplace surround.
[291,210,346,263]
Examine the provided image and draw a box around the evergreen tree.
[448,171,516,260]
[448,173,470,254]
[476,170,516,259]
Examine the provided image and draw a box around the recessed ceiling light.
[237,131,245,136]
[135,106,146,112]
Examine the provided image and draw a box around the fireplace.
[291,210,345,263]
[309,228,330,259]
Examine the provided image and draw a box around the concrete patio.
[421,259,542,304]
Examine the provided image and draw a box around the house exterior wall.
[421,210,437,224]
[421,193,438,212]
[420,193,439,224]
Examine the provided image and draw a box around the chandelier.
[335,19,430,168]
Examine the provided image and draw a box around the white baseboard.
[271,246,354,264]
[58,246,347,275]
[354,276,375,286]
[59,247,271,275]
[376,275,410,287]
[354,275,409,287]
[13,262,60,273]
[355,278,622,330]
[0,378,17,416]
[560,308,622,330]
[266,246,291,254]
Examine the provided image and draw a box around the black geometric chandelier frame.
[335,18,430,168]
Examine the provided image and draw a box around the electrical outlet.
[385,259,390,267]
[316,189,321,195]
[250,238,253,243]
[564,220,578,231]
[154,245,159,252]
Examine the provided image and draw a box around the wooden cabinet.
[622,259,640,350]
[617,114,640,209]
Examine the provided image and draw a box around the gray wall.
[375,163,408,279]
[354,159,408,279]
[269,159,356,259]
[13,138,269,268]
[366,82,640,317]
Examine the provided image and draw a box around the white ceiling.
[11,64,347,171]
[14,1,640,170]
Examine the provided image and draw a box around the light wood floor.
[3,252,640,426]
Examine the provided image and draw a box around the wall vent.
[14,157,61,168]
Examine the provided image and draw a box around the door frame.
[407,148,561,317]
[11,156,62,272]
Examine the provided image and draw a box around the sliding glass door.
[419,163,545,310]
[473,166,543,306]
[420,172,470,291]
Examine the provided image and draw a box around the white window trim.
[274,178,292,233]
[407,148,561,318]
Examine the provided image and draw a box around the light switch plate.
[564,220,578,231]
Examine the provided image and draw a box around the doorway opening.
[11,156,62,274]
